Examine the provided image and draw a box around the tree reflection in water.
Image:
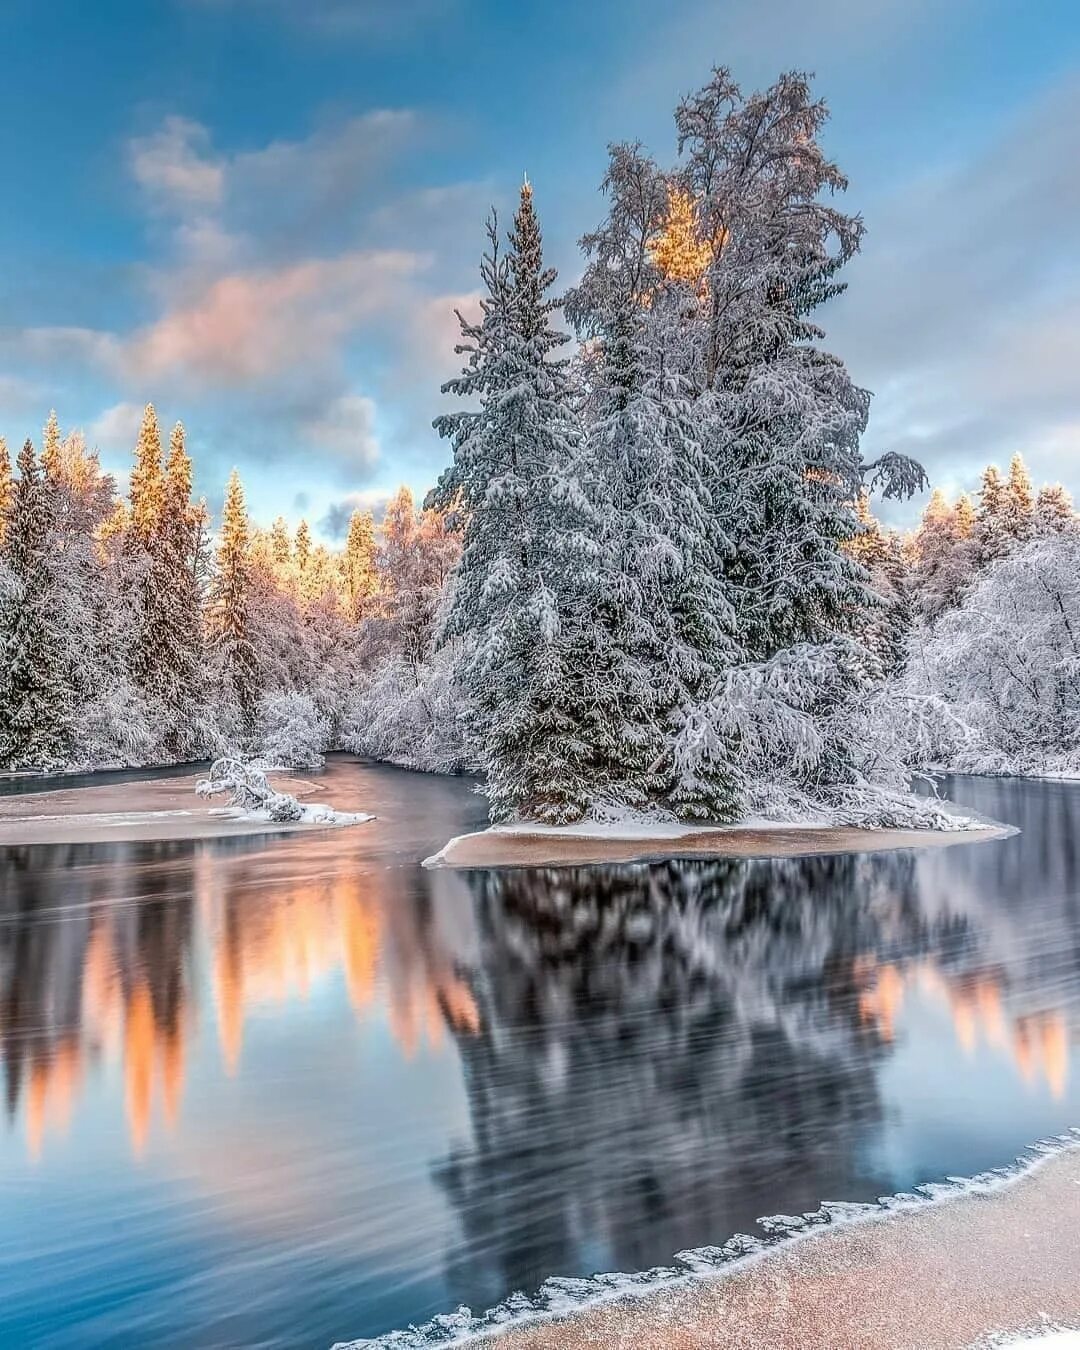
[435,853,940,1305]
[2,771,1080,1347]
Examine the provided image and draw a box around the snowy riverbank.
[423,812,1010,869]
[0,771,373,846]
[340,1134,1080,1350]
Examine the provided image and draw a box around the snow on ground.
[423,809,1009,869]
[994,1333,1080,1348]
[207,804,374,827]
[0,772,375,846]
[338,1134,1080,1350]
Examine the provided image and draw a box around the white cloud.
[827,73,1080,510]
[87,402,146,453]
[302,393,381,476]
[129,116,225,213]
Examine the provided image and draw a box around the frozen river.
[1,760,1078,1347]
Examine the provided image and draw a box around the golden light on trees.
[647,186,713,289]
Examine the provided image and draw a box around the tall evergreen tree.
[0,440,71,767]
[0,436,11,549]
[157,421,204,756]
[41,410,62,483]
[566,141,740,809]
[270,516,292,572]
[1003,452,1035,541]
[211,469,258,734]
[976,464,1010,564]
[674,68,877,661]
[125,403,175,732]
[431,187,600,822]
[294,519,311,580]
[954,492,976,540]
[1035,483,1075,534]
[342,508,378,621]
[129,404,164,543]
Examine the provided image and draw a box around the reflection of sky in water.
[2,764,1080,1348]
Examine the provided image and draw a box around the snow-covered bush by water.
[253,691,330,769]
[195,757,375,827]
[197,757,305,821]
[894,533,1080,776]
[342,645,473,775]
[674,639,967,828]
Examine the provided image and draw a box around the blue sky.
[1,0,1078,535]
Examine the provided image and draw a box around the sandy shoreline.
[475,1143,1080,1350]
[0,772,363,846]
[425,820,1012,869]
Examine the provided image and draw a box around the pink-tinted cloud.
[125,249,427,385]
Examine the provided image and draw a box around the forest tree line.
[0,408,459,772]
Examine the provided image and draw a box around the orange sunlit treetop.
[647,186,714,291]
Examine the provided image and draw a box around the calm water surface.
[1,761,1079,1347]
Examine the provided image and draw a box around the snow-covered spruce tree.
[629,69,928,820]
[975,464,1010,566]
[565,142,739,817]
[0,440,71,768]
[0,436,12,547]
[41,410,62,483]
[125,404,168,722]
[342,507,378,621]
[999,452,1036,544]
[430,185,601,822]
[158,422,206,757]
[270,516,291,571]
[1035,482,1076,534]
[293,519,312,590]
[911,488,973,620]
[40,423,145,768]
[209,469,259,739]
[671,69,881,660]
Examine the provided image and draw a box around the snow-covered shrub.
[342,646,473,775]
[673,639,965,827]
[196,757,304,821]
[254,690,330,769]
[892,533,1080,775]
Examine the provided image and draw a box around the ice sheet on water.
[333,1129,1080,1350]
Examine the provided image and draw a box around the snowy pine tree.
[976,464,1009,565]
[125,403,172,727]
[157,421,205,756]
[1002,452,1035,542]
[0,440,71,768]
[566,146,739,816]
[1035,482,1076,534]
[431,186,601,822]
[41,410,62,483]
[342,508,378,621]
[294,519,311,587]
[270,516,292,572]
[211,469,259,738]
[0,437,11,548]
